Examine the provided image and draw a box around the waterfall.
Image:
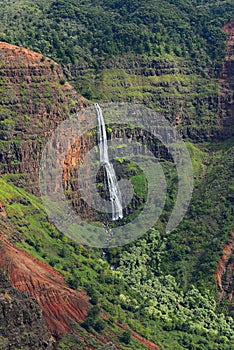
[95,103,123,221]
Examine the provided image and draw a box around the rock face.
[0,270,55,350]
[0,42,86,194]
[218,21,234,138]
[70,55,222,142]
[0,235,90,340]
[216,231,234,305]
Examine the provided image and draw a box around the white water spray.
[95,103,123,221]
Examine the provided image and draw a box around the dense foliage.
[0,0,233,349]
[0,0,233,66]
[0,169,233,348]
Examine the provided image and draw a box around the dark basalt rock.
[0,270,55,350]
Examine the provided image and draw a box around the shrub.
[119,329,131,344]
[59,78,66,85]
[93,319,106,332]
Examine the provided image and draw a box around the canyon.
[0,10,233,350]
[0,41,162,349]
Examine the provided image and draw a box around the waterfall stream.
[95,103,123,221]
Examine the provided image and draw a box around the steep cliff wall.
[69,55,221,141]
[216,231,234,305]
[0,42,86,194]
[0,269,55,350]
[218,21,234,137]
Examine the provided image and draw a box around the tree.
[81,306,106,332]
[120,329,131,344]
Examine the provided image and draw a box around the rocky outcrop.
[218,21,234,138]
[0,269,55,350]
[0,235,90,340]
[69,55,221,142]
[0,233,161,349]
[216,231,234,304]
[0,42,86,194]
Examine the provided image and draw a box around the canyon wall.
[218,20,234,136]
[0,42,86,194]
[0,269,55,350]
[68,56,223,141]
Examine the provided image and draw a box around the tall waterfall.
[95,103,123,221]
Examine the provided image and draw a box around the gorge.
[0,1,233,349]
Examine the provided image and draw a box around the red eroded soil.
[0,235,90,339]
[216,232,234,303]
[0,235,161,349]
[0,41,56,65]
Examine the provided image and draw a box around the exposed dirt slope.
[0,269,55,350]
[216,231,234,304]
[0,234,90,339]
[0,234,160,349]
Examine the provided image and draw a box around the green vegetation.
[0,0,232,134]
[0,0,232,65]
[82,306,106,332]
[119,329,131,344]
[99,68,220,134]
[0,0,233,348]
[0,168,234,349]
[130,174,147,198]
[161,141,234,295]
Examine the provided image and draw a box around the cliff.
[218,20,234,137]
[0,234,90,340]
[216,231,234,305]
[0,269,55,350]
[69,55,222,141]
[0,42,86,194]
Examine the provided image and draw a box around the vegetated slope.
[0,234,90,340]
[0,0,232,64]
[158,22,234,300]
[0,3,233,349]
[103,17,234,322]
[0,270,55,350]
[0,0,233,139]
[160,141,234,293]
[0,171,233,349]
[0,177,162,349]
